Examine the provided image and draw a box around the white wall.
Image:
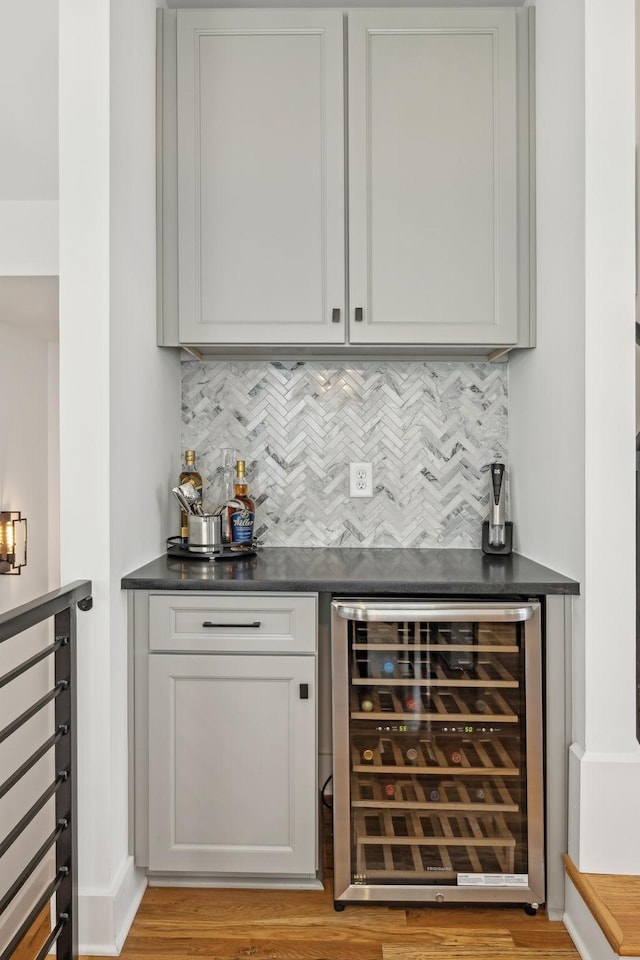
[58,0,179,952]
[0,0,59,274]
[0,0,61,944]
[0,321,58,952]
[511,0,639,925]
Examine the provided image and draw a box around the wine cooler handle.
[202,620,262,628]
[332,602,538,623]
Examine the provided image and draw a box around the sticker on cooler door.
[457,874,529,887]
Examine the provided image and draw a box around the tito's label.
[230,508,255,543]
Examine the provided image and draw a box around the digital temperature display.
[367,723,505,735]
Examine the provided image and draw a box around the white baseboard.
[564,873,640,960]
[78,855,146,956]
[147,874,323,890]
[0,857,53,955]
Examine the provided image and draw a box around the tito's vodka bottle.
[226,460,255,546]
[178,449,202,540]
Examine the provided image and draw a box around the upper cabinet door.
[177,10,345,345]
[348,9,518,346]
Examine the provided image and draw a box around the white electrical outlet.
[349,462,373,498]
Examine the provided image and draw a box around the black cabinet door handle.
[299,683,309,700]
[354,307,363,322]
[202,621,262,628]
[332,307,341,323]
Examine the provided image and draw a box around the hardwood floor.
[97,884,580,960]
[103,810,578,960]
[11,889,581,960]
[12,816,580,960]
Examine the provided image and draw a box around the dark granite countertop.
[121,547,579,596]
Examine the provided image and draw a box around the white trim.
[78,856,146,956]
[569,745,640,872]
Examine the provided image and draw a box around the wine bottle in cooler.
[405,744,420,765]
[445,744,463,766]
[367,651,397,678]
[360,740,378,764]
[380,654,397,676]
[359,691,375,713]
[403,689,419,712]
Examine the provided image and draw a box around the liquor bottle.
[226,460,256,546]
[178,450,203,540]
[383,781,396,799]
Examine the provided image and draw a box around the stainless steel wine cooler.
[330,599,544,909]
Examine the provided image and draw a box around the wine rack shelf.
[350,686,518,722]
[351,775,519,813]
[354,808,516,879]
[352,621,519,655]
[351,736,519,777]
[353,656,519,687]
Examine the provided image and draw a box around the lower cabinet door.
[148,654,317,875]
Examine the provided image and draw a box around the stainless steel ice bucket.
[187,514,222,552]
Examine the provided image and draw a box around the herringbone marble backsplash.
[181,360,508,548]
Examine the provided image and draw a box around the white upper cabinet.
[160,7,533,354]
[347,9,519,346]
[176,9,346,345]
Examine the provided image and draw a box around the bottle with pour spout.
[481,462,513,555]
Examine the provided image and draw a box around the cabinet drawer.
[149,593,317,653]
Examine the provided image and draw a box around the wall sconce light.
[0,511,27,575]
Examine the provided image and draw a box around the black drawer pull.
[299,683,309,700]
[354,306,363,322]
[202,621,262,629]
[332,307,341,324]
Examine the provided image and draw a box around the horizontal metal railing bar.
[0,638,66,691]
[34,914,68,960]
[0,821,66,917]
[0,869,67,960]
[0,682,66,746]
[0,727,66,801]
[0,580,91,644]
[0,774,66,859]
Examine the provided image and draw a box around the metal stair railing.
[0,581,92,960]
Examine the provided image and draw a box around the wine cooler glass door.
[331,600,544,906]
